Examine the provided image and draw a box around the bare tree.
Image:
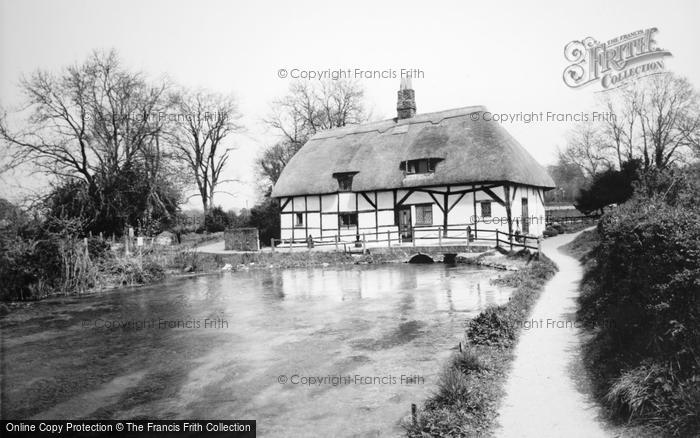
[636,74,699,169]
[598,73,700,170]
[168,89,243,212]
[0,50,179,231]
[560,121,613,177]
[257,80,367,190]
[600,86,642,169]
[0,110,25,181]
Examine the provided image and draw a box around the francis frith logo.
[563,28,672,90]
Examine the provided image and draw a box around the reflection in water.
[1,263,511,437]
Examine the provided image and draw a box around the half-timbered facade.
[271,81,555,244]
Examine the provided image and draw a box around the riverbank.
[1,241,491,305]
[404,248,558,436]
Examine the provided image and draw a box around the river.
[0,263,512,437]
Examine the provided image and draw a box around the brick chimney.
[396,77,416,119]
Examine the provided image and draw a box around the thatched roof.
[271,106,555,198]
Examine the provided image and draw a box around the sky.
[1,0,699,210]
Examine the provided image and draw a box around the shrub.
[0,216,99,300]
[453,349,490,374]
[467,306,516,347]
[87,237,110,259]
[543,227,559,237]
[432,367,474,407]
[204,206,231,232]
[142,261,165,283]
[605,363,700,436]
[578,188,700,437]
[103,258,165,285]
[173,248,201,272]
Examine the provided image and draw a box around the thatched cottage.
[271,80,554,245]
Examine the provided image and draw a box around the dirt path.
[496,229,615,438]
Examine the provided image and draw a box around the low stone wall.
[224,228,260,251]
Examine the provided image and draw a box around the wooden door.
[398,206,412,242]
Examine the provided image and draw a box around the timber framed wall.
[279,182,547,242]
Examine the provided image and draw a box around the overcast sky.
[1,0,699,210]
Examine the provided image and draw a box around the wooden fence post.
[509,232,513,251]
[387,230,391,248]
[271,238,275,252]
[334,235,338,252]
[496,230,500,249]
[438,226,442,247]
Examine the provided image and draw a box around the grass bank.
[404,253,558,437]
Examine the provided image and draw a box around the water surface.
[1,263,511,437]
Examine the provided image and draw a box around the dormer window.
[400,158,443,174]
[333,172,358,192]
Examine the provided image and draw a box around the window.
[400,158,443,174]
[415,204,433,226]
[295,213,304,227]
[339,213,358,228]
[333,172,358,191]
[480,201,492,218]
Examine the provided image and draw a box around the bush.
[580,197,700,370]
[605,363,699,436]
[0,236,48,300]
[246,197,280,247]
[543,227,559,237]
[578,188,700,437]
[576,159,640,214]
[454,349,490,374]
[204,206,231,232]
[0,214,100,300]
[104,258,165,285]
[467,306,517,347]
[87,236,110,259]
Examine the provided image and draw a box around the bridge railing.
[271,223,542,253]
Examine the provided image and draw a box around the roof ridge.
[310,105,488,141]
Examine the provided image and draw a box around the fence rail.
[271,224,542,254]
